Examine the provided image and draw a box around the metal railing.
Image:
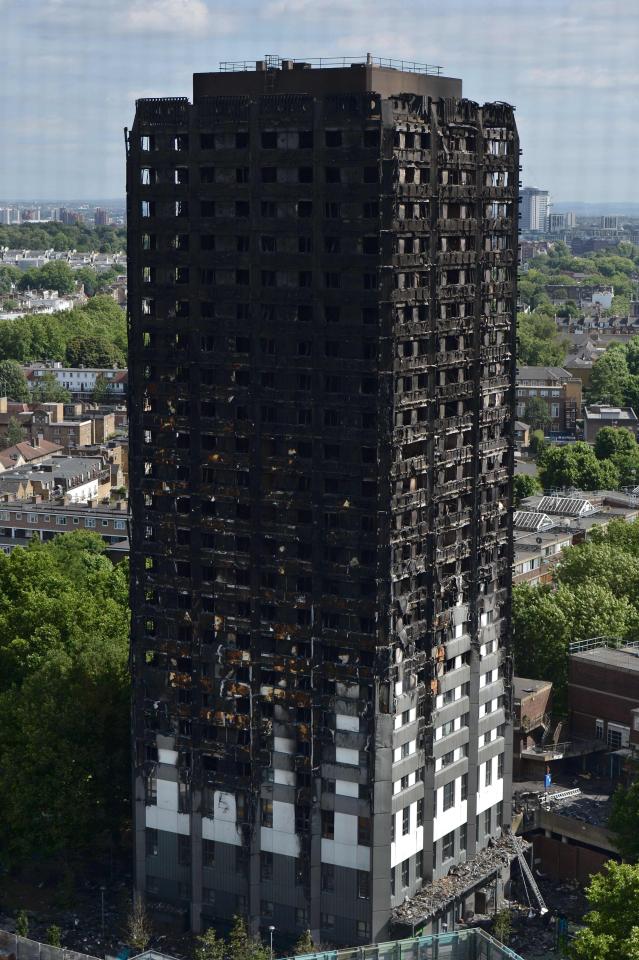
[284,929,524,960]
[220,56,443,75]
[0,930,100,960]
[568,636,636,654]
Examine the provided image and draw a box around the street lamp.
[268,926,275,960]
[100,886,106,940]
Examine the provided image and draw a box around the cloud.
[523,65,639,90]
[123,0,216,34]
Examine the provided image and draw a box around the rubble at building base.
[391,833,529,933]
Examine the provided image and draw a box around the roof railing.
[219,55,443,75]
[568,636,639,654]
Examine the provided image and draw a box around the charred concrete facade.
[126,57,518,946]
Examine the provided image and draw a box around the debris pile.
[392,834,529,926]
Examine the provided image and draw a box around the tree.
[571,861,639,959]
[294,930,317,955]
[537,441,620,491]
[529,429,547,458]
[592,428,639,488]
[513,582,635,710]
[0,359,29,401]
[46,925,62,947]
[126,896,152,952]
[3,416,24,449]
[556,541,639,602]
[0,534,130,864]
[493,908,512,945]
[31,370,71,403]
[17,261,76,296]
[66,335,124,368]
[517,310,569,366]
[228,915,269,960]
[196,928,226,960]
[589,348,630,406]
[15,910,29,938]
[513,473,541,505]
[92,374,112,404]
[609,781,639,863]
[523,397,551,431]
[0,265,21,294]
[594,427,638,461]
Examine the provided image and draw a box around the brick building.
[515,366,581,434]
[568,642,639,750]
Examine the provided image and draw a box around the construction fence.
[0,929,101,960]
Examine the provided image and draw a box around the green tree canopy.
[228,916,270,960]
[0,296,126,365]
[609,781,639,863]
[589,347,631,407]
[594,426,638,460]
[513,581,635,710]
[0,533,130,865]
[17,260,76,296]
[523,397,551,431]
[513,473,541,505]
[517,310,569,366]
[0,359,29,401]
[66,334,124,368]
[529,429,547,458]
[0,222,126,254]
[0,264,21,294]
[538,441,620,491]
[571,861,639,959]
[3,416,25,449]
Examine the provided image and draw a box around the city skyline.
[0,0,637,202]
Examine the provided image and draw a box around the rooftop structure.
[127,55,518,943]
[583,404,639,443]
[0,453,110,503]
[512,511,553,532]
[535,496,593,517]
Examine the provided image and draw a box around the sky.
[1,0,637,203]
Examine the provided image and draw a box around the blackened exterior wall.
[127,63,518,947]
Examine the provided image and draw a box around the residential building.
[0,497,129,557]
[95,207,110,226]
[512,521,572,587]
[568,641,639,766]
[547,213,565,233]
[583,404,639,443]
[515,366,581,434]
[0,453,111,503]
[563,338,605,389]
[127,56,518,942]
[24,363,128,401]
[520,187,549,234]
[0,437,63,471]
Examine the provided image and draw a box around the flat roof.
[514,677,552,699]
[571,645,639,672]
[0,455,105,484]
[192,55,462,101]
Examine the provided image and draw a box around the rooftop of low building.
[570,641,639,672]
[514,677,552,700]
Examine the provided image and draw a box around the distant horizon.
[2,198,639,215]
